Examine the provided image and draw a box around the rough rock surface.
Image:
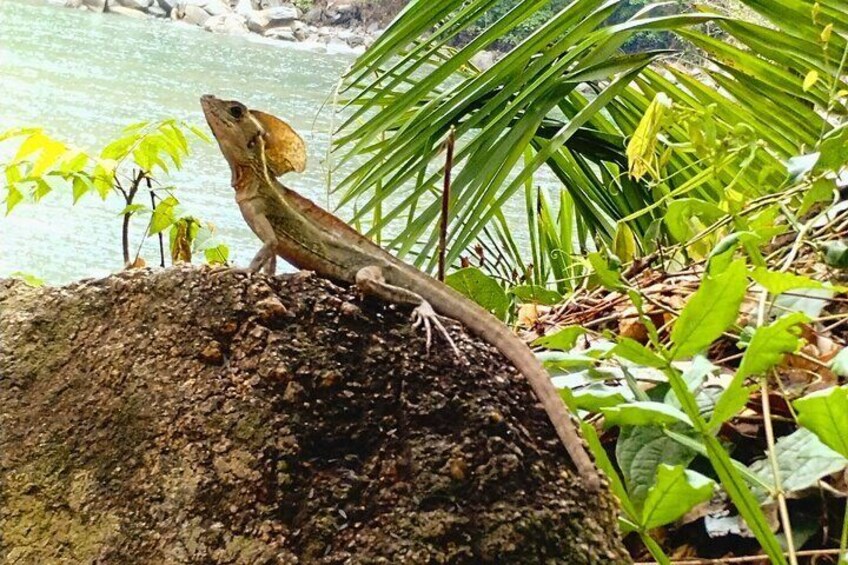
[0,266,628,564]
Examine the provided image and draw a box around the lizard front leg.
[355,266,459,356]
[240,200,278,276]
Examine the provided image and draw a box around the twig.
[438,126,455,282]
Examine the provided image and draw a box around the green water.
[0,0,352,283]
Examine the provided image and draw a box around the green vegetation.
[1,120,228,275]
[334,0,848,560]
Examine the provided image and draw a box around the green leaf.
[617,425,697,507]
[587,252,624,291]
[203,244,229,265]
[786,153,820,182]
[10,271,45,287]
[802,70,819,92]
[627,92,671,181]
[823,240,848,269]
[509,284,562,306]
[71,175,91,204]
[5,184,24,214]
[532,325,585,351]
[794,386,848,459]
[830,348,848,377]
[613,222,639,263]
[445,267,509,319]
[609,338,668,369]
[670,259,747,360]
[749,267,825,295]
[573,386,627,412]
[749,428,848,502]
[737,312,808,379]
[711,312,809,427]
[118,203,149,216]
[603,401,692,428]
[150,195,180,235]
[664,199,725,243]
[641,465,715,530]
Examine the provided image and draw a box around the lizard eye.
[229,105,244,119]
[247,137,256,149]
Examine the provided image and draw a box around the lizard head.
[200,95,307,182]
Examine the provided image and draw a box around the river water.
[0,0,353,283]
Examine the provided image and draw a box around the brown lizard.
[200,94,601,492]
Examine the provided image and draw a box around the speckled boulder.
[0,266,628,564]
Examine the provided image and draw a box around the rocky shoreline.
[53,0,384,55]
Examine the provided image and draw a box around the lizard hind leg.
[355,266,460,357]
[249,242,277,275]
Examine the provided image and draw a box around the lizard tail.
[404,274,602,492]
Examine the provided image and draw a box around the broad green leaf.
[738,312,808,378]
[510,284,562,306]
[641,465,715,529]
[627,92,671,181]
[5,184,23,214]
[794,386,848,459]
[613,222,638,263]
[664,199,725,243]
[802,70,819,91]
[31,139,67,177]
[572,386,627,412]
[92,159,116,199]
[823,240,848,269]
[830,348,848,377]
[204,244,230,265]
[587,252,624,291]
[617,425,697,507]
[786,153,820,182]
[603,401,692,428]
[749,428,848,502]
[71,175,91,204]
[10,271,45,287]
[670,259,747,360]
[150,195,180,235]
[445,267,509,319]
[118,203,148,216]
[749,267,824,295]
[608,338,668,369]
[773,286,834,318]
[711,312,809,426]
[532,325,585,351]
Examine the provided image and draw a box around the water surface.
[0,0,352,283]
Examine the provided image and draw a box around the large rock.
[0,267,628,564]
[183,0,230,16]
[156,0,177,13]
[246,5,297,32]
[173,3,211,25]
[81,0,108,12]
[114,0,152,9]
[291,19,308,41]
[109,4,150,17]
[264,27,295,41]
[203,12,249,34]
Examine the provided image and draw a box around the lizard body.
[201,95,601,492]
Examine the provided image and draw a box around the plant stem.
[438,126,455,282]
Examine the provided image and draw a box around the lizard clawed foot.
[248,243,277,276]
[411,301,460,358]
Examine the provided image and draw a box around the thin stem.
[438,126,455,282]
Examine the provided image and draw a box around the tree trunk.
[0,266,629,564]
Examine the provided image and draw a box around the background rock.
[0,267,627,564]
[204,12,248,34]
[109,4,149,17]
